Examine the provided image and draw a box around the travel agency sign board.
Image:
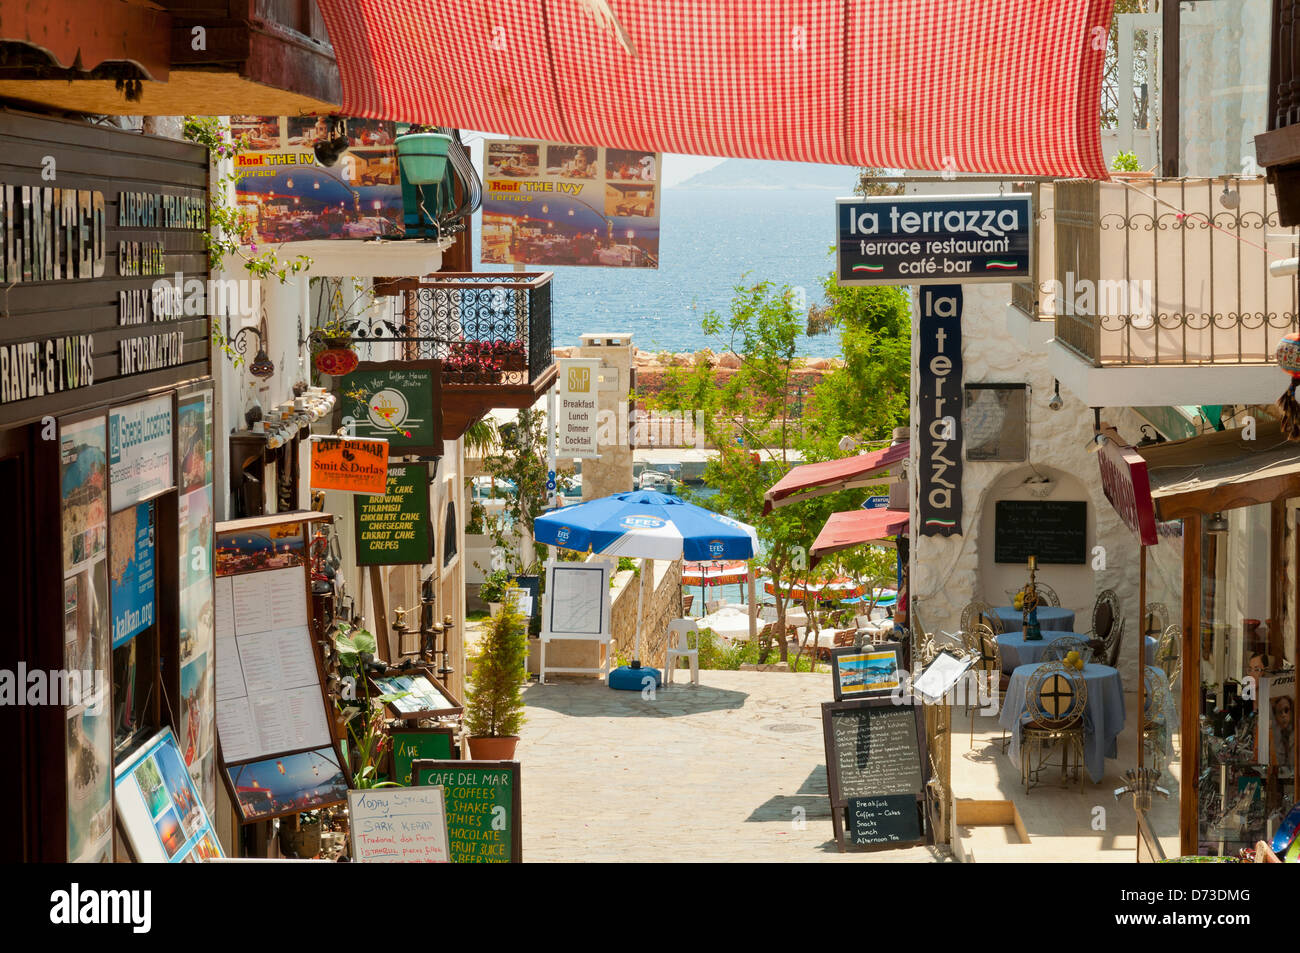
[836,194,1032,285]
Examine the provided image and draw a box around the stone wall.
[910,282,1151,687]
[610,557,683,668]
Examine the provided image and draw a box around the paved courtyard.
[517,670,947,862]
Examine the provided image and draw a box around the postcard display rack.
[214,512,350,824]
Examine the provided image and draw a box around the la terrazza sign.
[837,193,1032,286]
[1096,432,1158,546]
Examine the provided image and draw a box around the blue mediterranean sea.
[474,187,847,357]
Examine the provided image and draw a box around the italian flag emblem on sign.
[985,260,1019,270]
[852,264,884,273]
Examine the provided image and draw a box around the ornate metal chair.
[1008,583,1061,607]
[962,623,1007,750]
[1044,635,1094,664]
[1087,588,1120,644]
[1156,623,1181,688]
[960,599,1003,637]
[1142,664,1172,776]
[1144,602,1170,639]
[1104,616,1126,669]
[1020,663,1089,793]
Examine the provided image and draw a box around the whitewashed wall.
[909,282,1152,686]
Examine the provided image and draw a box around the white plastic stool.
[665,618,700,686]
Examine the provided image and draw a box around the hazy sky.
[463,130,727,188]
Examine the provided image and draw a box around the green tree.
[465,595,527,738]
[478,406,573,575]
[652,279,826,662]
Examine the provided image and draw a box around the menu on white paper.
[214,565,332,765]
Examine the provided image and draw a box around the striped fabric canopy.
[315,0,1114,179]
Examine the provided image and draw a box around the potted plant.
[1110,150,1153,181]
[465,593,528,760]
[480,569,511,617]
[332,621,405,788]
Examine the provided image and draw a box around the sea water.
[475,188,847,357]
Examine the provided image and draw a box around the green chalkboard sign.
[386,727,455,786]
[334,360,443,456]
[355,463,433,565]
[413,760,521,863]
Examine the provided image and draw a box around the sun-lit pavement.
[517,670,948,862]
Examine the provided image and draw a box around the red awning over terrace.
[763,441,908,513]
[315,0,1114,179]
[810,508,909,560]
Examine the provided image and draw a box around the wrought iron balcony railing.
[369,273,554,388]
[1020,177,1298,366]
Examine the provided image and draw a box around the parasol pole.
[747,564,758,643]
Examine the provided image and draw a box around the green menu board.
[334,360,442,456]
[387,727,454,786]
[413,760,521,863]
[355,463,432,565]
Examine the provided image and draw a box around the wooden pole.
[370,565,392,662]
[1180,513,1202,857]
[747,567,758,642]
[1161,0,1181,176]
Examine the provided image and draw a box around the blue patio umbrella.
[534,490,759,687]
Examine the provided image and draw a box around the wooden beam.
[1180,513,1202,858]
[1161,0,1181,177]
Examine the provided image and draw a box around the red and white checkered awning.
[315,0,1114,179]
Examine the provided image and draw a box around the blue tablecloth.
[999,662,1126,783]
[992,606,1076,633]
[997,630,1090,670]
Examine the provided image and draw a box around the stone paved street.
[517,670,947,862]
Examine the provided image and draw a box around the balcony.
[373,273,558,439]
[1011,176,1299,406]
[1256,0,1300,223]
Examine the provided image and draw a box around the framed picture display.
[213,512,349,824]
[371,668,464,720]
[830,642,903,701]
[114,727,225,863]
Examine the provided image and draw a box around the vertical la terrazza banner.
[482,140,660,268]
[918,286,963,537]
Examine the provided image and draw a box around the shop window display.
[1197,504,1297,855]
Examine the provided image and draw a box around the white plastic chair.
[665,618,700,686]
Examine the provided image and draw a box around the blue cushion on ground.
[608,665,662,691]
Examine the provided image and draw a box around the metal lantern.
[315,346,359,377]
[1277,331,1300,378]
[1277,331,1300,441]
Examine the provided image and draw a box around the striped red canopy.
[316,0,1113,179]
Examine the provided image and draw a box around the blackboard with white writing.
[994,499,1087,565]
[848,794,923,846]
[821,699,928,851]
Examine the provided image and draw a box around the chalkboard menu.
[848,795,923,847]
[994,499,1087,565]
[413,760,521,863]
[355,463,432,565]
[821,699,928,852]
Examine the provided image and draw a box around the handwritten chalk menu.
[355,463,432,566]
[214,566,331,763]
[994,499,1087,565]
[848,795,923,847]
[821,699,928,852]
[348,787,451,863]
[413,760,521,863]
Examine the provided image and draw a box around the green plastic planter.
[396,133,452,184]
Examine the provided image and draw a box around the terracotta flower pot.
[467,735,520,760]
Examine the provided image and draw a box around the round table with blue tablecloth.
[992,605,1076,633]
[996,630,1090,670]
[999,662,1126,783]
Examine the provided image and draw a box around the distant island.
[672,158,859,192]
